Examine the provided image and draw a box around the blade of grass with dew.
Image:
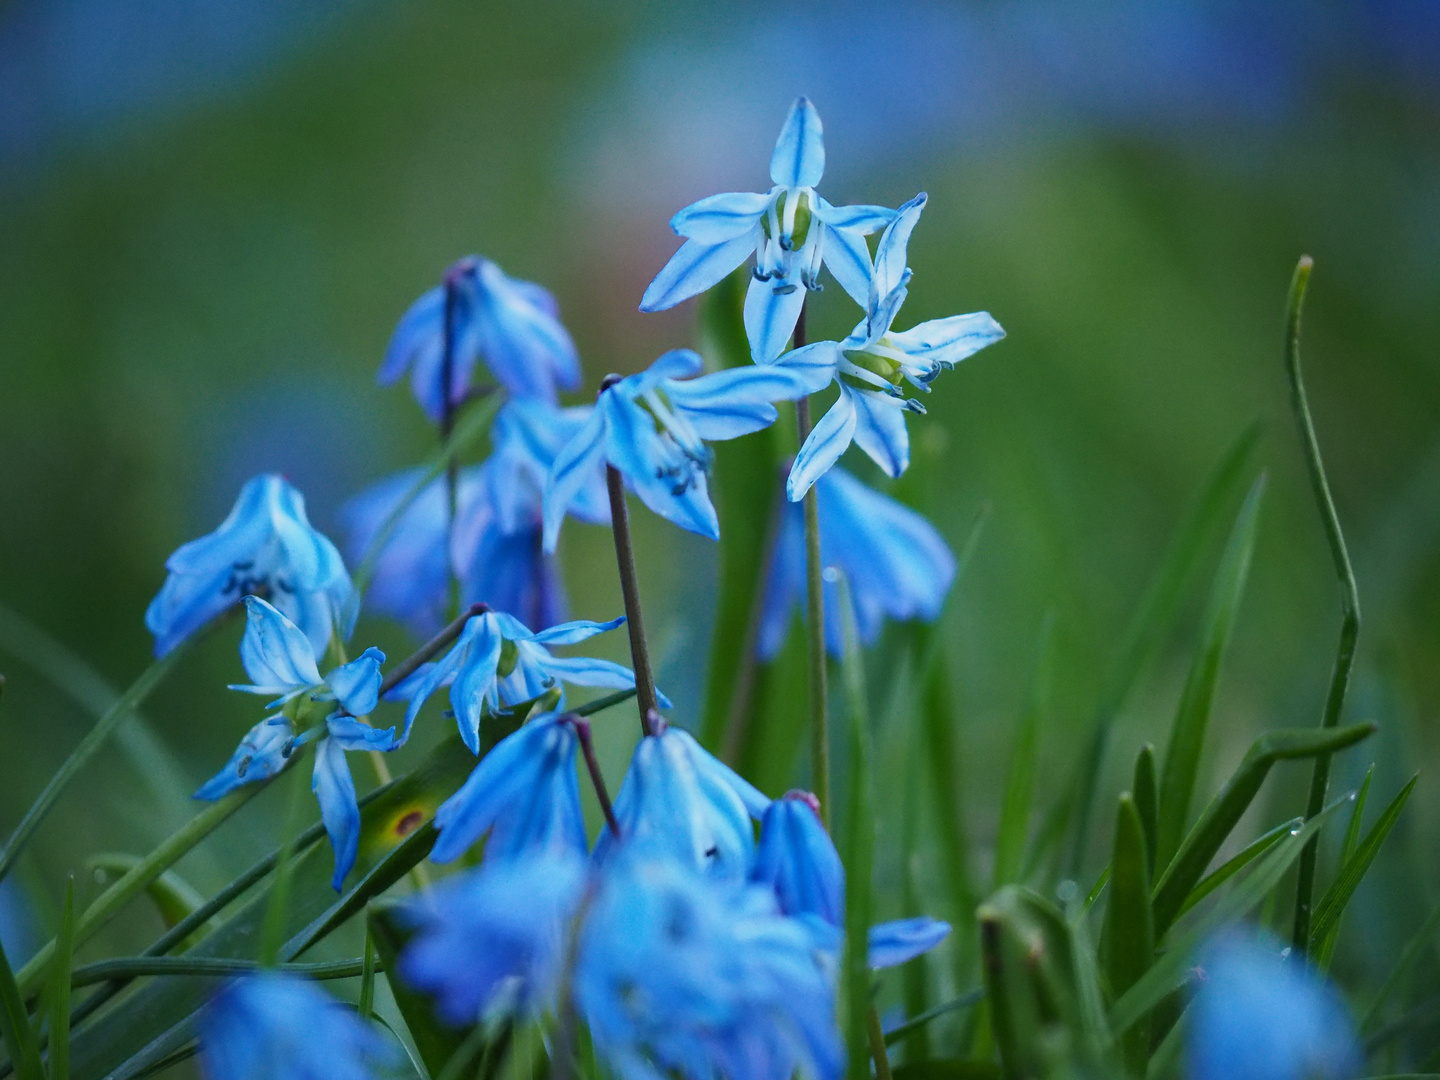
[1065,422,1263,879]
[1279,257,1363,957]
[1102,794,1153,1076]
[1311,773,1418,960]
[993,616,1053,889]
[46,877,75,1080]
[1111,792,1349,1035]
[1173,817,1300,921]
[1155,475,1265,873]
[1150,723,1375,939]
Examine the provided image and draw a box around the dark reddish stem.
[566,714,619,837]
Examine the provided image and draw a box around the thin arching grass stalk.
[1283,256,1362,957]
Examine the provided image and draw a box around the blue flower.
[593,725,770,882]
[542,349,809,548]
[641,97,898,364]
[198,972,394,1080]
[1187,931,1360,1080]
[775,194,1005,499]
[197,597,396,890]
[146,474,356,659]
[378,255,580,421]
[576,853,843,1080]
[757,465,956,660]
[429,714,588,863]
[389,609,647,753]
[399,851,587,1026]
[751,792,950,970]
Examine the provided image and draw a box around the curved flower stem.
[1286,256,1362,957]
[566,715,620,837]
[602,447,660,733]
[793,303,831,826]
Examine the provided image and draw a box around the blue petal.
[458,519,569,632]
[743,273,808,364]
[325,714,397,752]
[194,718,293,801]
[235,596,321,694]
[671,191,772,243]
[536,655,637,692]
[813,200,897,234]
[312,737,362,891]
[472,259,581,402]
[603,393,720,540]
[865,267,912,346]
[640,233,757,313]
[378,285,444,388]
[818,220,874,308]
[849,386,911,478]
[396,619,479,743]
[542,405,610,553]
[633,347,705,389]
[664,365,810,441]
[325,647,385,717]
[769,97,824,188]
[680,729,770,818]
[871,193,927,306]
[787,390,858,501]
[884,311,1006,368]
[528,615,626,646]
[867,917,951,970]
[772,340,843,394]
[448,613,506,753]
[752,795,844,926]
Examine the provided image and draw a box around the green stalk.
[1283,256,1362,957]
[603,460,660,733]
[45,878,75,1080]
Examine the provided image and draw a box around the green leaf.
[1315,763,1372,970]
[1131,745,1157,875]
[0,923,42,1080]
[1310,773,1418,957]
[883,990,986,1048]
[46,877,75,1080]
[1066,422,1263,876]
[1111,792,1349,1035]
[994,617,1052,889]
[1360,900,1440,1034]
[84,857,208,935]
[1150,723,1374,939]
[1155,474,1265,872]
[1173,817,1299,921]
[358,923,377,1023]
[369,902,470,1076]
[1102,795,1152,1076]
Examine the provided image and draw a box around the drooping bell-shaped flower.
[593,725,770,881]
[757,465,956,660]
[399,851,588,1026]
[378,256,580,421]
[1187,931,1360,1080]
[198,972,394,1080]
[146,475,356,659]
[641,97,898,364]
[196,597,396,890]
[752,791,951,970]
[775,194,1005,499]
[542,349,809,548]
[576,852,843,1080]
[429,713,588,863]
[388,608,649,753]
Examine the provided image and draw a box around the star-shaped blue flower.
[641,97,898,363]
[542,349,809,548]
[775,193,1005,499]
[146,474,356,659]
[195,597,396,890]
[379,255,580,421]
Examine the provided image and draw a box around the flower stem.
[603,455,660,734]
[377,602,487,700]
[1285,256,1361,958]
[566,715,620,837]
[793,303,830,826]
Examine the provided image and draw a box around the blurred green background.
[1,0,1437,1014]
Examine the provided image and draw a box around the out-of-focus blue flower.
[752,791,950,970]
[1187,931,1360,1080]
[399,851,587,1026]
[146,474,356,659]
[542,349,809,548]
[775,195,1005,499]
[429,714,587,863]
[198,972,394,1080]
[378,255,580,421]
[593,726,770,881]
[641,97,897,364]
[576,853,843,1080]
[197,597,396,890]
[758,465,956,659]
[389,609,647,753]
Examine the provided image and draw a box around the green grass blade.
[368,902,470,1076]
[1150,723,1374,939]
[1067,422,1263,876]
[1102,795,1153,1076]
[993,617,1052,889]
[358,923,378,1023]
[84,858,206,933]
[1111,792,1348,1035]
[1310,773,1418,956]
[1155,475,1265,871]
[0,928,42,1080]
[46,877,75,1080]
[884,991,987,1048]
[1173,817,1300,921]
[1360,901,1440,1034]
[1131,745,1157,875]
[1315,763,1373,969]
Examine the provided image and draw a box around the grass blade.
[1361,901,1440,1034]
[46,877,75,1080]
[1315,763,1373,968]
[884,991,987,1048]
[994,618,1052,889]
[1310,773,1418,956]
[1150,723,1374,939]
[1131,745,1157,875]
[1173,817,1300,921]
[1155,475,1265,871]
[358,923,378,1023]
[84,858,207,933]
[1102,795,1153,1076]
[0,928,41,1080]
[1280,257,1363,956]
